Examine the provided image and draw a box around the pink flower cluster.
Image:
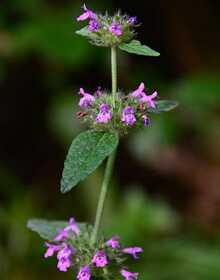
[78,82,157,127]
[77,4,136,36]
[44,218,143,279]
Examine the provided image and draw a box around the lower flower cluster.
[77,82,158,135]
[44,218,142,279]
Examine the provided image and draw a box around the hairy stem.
[91,148,117,244]
[111,46,117,107]
[91,47,118,244]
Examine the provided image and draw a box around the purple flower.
[127,17,137,23]
[140,91,158,108]
[78,88,95,107]
[121,106,137,126]
[64,217,80,234]
[121,269,138,280]
[88,20,100,32]
[96,104,111,124]
[131,82,146,98]
[132,83,158,108]
[95,86,101,96]
[57,257,71,272]
[109,23,123,35]
[57,243,76,260]
[77,4,98,21]
[106,234,121,248]
[141,115,150,126]
[122,247,143,259]
[56,243,75,272]
[54,227,70,242]
[144,116,150,126]
[91,251,108,267]
[77,266,91,280]
[44,242,60,258]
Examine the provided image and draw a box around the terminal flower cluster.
[76,4,139,47]
[77,82,158,135]
[44,218,143,279]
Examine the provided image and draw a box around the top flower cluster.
[76,4,138,47]
[44,217,143,280]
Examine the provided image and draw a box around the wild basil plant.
[27,4,178,280]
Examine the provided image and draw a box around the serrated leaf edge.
[119,40,160,56]
[61,131,118,193]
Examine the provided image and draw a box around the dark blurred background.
[0,0,220,279]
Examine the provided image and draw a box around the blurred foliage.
[0,0,220,280]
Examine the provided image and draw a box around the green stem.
[111,46,117,107]
[91,47,118,244]
[91,149,117,244]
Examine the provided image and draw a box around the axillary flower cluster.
[76,4,158,135]
[44,217,142,279]
[77,82,157,135]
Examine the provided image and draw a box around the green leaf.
[61,130,118,193]
[75,26,90,38]
[146,100,179,114]
[119,40,160,56]
[27,218,87,242]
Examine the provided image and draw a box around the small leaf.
[75,26,90,37]
[61,130,118,193]
[146,100,179,114]
[27,218,87,242]
[119,40,160,56]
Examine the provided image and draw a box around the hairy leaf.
[146,100,179,114]
[61,131,118,193]
[27,218,87,242]
[119,40,160,56]
[75,26,90,37]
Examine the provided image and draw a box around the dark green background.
[0,0,220,279]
